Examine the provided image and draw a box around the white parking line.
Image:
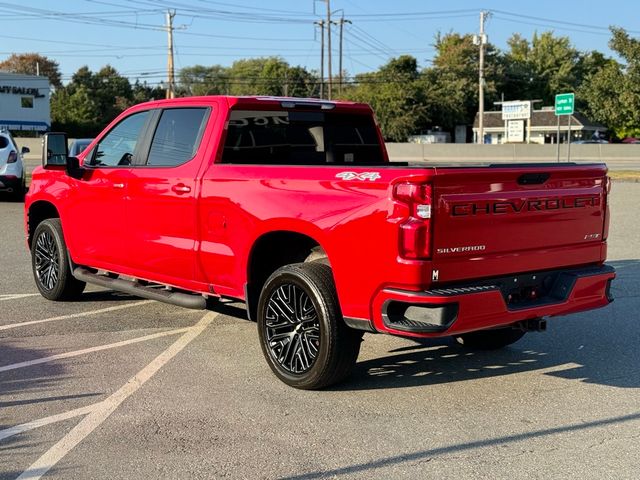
[0,294,40,302]
[0,327,191,373]
[15,311,217,480]
[0,404,96,442]
[0,300,154,331]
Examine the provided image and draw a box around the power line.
[492,9,639,34]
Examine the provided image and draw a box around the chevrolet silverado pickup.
[25,96,615,389]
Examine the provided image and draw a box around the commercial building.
[473,107,606,144]
[0,72,51,132]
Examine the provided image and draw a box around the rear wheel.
[456,327,526,350]
[32,218,86,300]
[257,263,362,390]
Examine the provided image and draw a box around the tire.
[12,179,25,202]
[32,218,86,301]
[456,327,526,350]
[257,262,362,390]
[7,176,25,202]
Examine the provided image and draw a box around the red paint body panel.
[25,96,614,339]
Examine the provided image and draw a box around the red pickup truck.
[25,96,615,389]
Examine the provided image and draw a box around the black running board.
[73,267,207,310]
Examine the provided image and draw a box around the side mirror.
[21,146,30,155]
[42,132,84,179]
[42,132,68,167]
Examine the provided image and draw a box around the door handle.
[113,183,125,189]
[171,184,191,194]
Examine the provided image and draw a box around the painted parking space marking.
[12,311,217,480]
[0,294,40,302]
[0,327,191,373]
[0,404,96,442]
[0,300,154,331]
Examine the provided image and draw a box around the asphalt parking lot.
[1,183,639,480]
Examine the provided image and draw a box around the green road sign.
[555,93,575,115]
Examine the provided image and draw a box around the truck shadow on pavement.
[283,411,640,480]
[336,259,640,392]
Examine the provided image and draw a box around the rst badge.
[335,172,381,181]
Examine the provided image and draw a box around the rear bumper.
[366,264,615,337]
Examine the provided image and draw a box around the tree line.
[1,27,638,141]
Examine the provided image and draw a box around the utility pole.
[335,16,351,96]
[476,10,489,144]
[326,0,332,99]
[166,9,176,99]
[315,19,325,98]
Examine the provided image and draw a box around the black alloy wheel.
[34,229,59,291]
[257,263,362,390]
[264,283,321,374]
[31,218,86,301]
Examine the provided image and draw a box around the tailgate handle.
[517,173,550,185]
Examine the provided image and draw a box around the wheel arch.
[245,230,330,320]
[27,200,60,249]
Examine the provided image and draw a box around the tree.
[131,80,165,104]
[580,28,640,138]
[179,65,229,96]
[423,32,503,132]
[227,57,318,97]
[0,53,62,87]
[51,85,100,137]
[502,32,581,104]
[345,56,430,141]
[51,65,135,136]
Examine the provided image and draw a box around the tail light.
[7,151,17,163]
[393,182,432,259]
[603,176,611,240]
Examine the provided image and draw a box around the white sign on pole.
[507,120,525,143]
[501,101,531,120]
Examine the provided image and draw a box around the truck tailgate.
[431,164,608,283]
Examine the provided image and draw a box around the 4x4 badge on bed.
[336,172,381,181]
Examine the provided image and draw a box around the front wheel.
[257,263,362,390]
[32,218,86,300]
[455,327,526,350]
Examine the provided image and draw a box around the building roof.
[473,108,605,130]
[0,71,50,85]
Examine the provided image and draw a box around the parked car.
[0,128,29,201]
[25,96,616,389]
[68,138,94,157]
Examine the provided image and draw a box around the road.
[1,183,639,479]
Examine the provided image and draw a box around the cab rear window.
[221,110,384,165]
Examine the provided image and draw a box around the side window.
[147,108,208,167]
[91,111,150,167]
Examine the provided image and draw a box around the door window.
[147,108,208,167]
[90,110,150,167]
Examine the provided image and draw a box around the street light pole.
[477,10,488,144]
[326,0,332,99]
[315,20,325,99]
[166,9,176,99]
[336,16,351,96]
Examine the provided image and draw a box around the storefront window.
[21,97,34,108]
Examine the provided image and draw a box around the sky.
[0,0,638,86]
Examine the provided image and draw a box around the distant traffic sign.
[555,93,575,115]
